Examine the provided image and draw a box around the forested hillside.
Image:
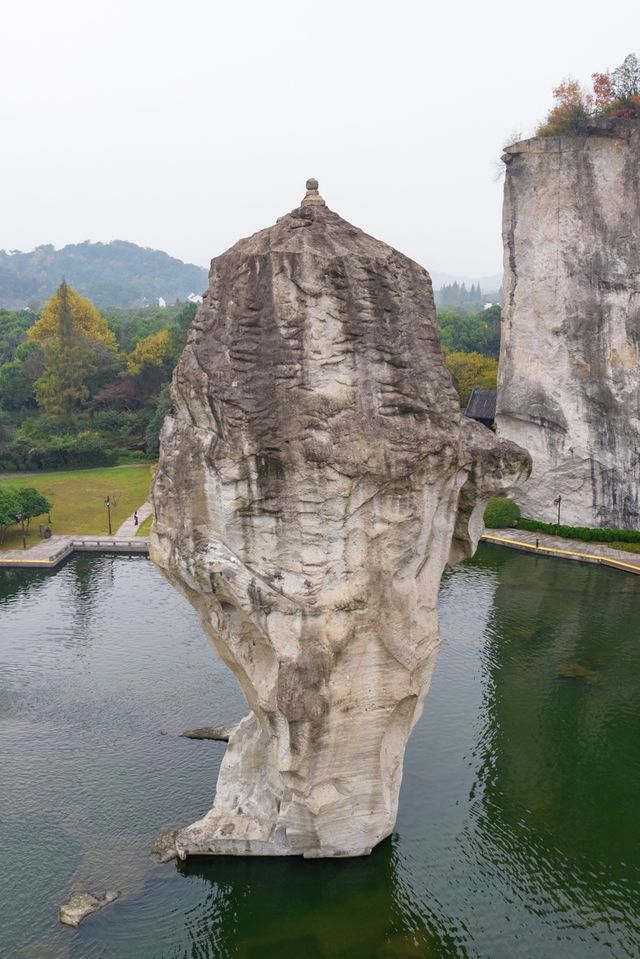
[0,286,197,470]
[0,280,502,472]
[0,241,207,309]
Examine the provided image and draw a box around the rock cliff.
[150,180,530,858]
[497,119,640,528]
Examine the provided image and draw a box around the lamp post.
[553,494,562,525]
[104,497,112,536]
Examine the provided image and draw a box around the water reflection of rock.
[474,546,640,947]
[174,838,469,959]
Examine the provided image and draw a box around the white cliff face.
[150,181,529,858]
[497,119,640,529]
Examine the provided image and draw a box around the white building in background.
[158,297,167,308]
[187,292,203,304]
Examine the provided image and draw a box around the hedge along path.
[0,464,155,549]
[482,529,640,576]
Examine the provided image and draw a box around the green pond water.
[0,545,639,958]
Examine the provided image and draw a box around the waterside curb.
[481,530,640,576]
[0,536,149,569]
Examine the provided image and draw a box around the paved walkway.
[0,501,152,569]
[116,501,152,537]
[0,534,149,569]
[482,527,640,576]
[3,516,639,576]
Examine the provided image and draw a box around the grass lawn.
[607,541,640,554]
[137,514,153,537]
[0,465,155,549]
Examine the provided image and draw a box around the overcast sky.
[1,0,637,279]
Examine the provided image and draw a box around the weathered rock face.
[150,180,530,858]
[497,119,640,528]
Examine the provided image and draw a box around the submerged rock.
[557,662,599,685]
[58,890,119,927]
[497,119,640,529]
[150,179,530,858]
[180,725,236,742]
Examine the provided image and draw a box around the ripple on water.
[0,549,639,958]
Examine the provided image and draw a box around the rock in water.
[497,119,640,529]
[59,890,120,927]
[151,828,179,863]
[180,724,236,741]
[150,180,530,858]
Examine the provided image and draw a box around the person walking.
[134,510,139,527]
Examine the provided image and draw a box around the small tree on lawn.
[0,486,21,544]
[16,488,53,528]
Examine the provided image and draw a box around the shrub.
[518,518,640,544]
[0,431,118,471]
[537,54,640,139]
[536,79,592,136]
[145,388,172,455]
[484,497,521,528]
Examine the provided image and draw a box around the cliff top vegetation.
[536,52,640,137]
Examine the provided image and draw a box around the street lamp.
[104,497,112,536]
[553,494,562,525]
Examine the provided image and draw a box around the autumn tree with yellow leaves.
[126,328,173,376]
[443,349,498,407]
[28,281,118,414]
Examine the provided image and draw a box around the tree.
[15,487,52,528]
[0,360,35,410]
[126,328,173,376]
[444,350,498,407]
[0,340,43,411]
[34,340,95,414]
[611,53,640,100]
[16,339,44,378]
[437,306,500,358]
[536,79,592,136]
[145,386,173,455]
[0,309,37,365]
[169,300,198,357]
[539,53,640,138]
[28,281,116,350]
[0,486,20,543]
[28,282,117,415]
[593,53,640,118]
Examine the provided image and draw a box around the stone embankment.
[0,503,151,568]
[0,535,149,569]
[482,528,640,575]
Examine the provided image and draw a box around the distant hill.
[0,240,208,309]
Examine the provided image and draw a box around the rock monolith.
[150,179,530,858]
[497,119,640,529]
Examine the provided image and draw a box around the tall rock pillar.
[150,180,530,858]
[497,119,640,529]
